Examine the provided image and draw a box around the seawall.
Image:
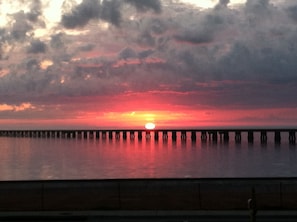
[1,178,297,211]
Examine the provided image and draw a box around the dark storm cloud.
[61,0,162,28]
[245,0,273,18]
[100,0,122,26]
[61,0,101,28]
[27,39,46,54]
[78,44,96,52]
[174,30,213,44]
[172,3,234,45]
[50,33,65,49]
[26,0,42,22]
[26,59,39,70]
[287,5,297,22]
[118,47,137,60]
[7,1,45,42]
[11,12,33,41]
[137,31,156,47]
[138,49,154,59]
[219,0,230,6]
[124,0,161,13]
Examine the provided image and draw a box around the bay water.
[0,131,296,180]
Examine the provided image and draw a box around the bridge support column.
[84,131,88,139]
[181,131,186,140]
[130,131,135,139]
[154,131,159,141]
[201,131,207,142]
[77,132,82,139]
[138,131,142,140]
[145,131,151,139]
[191,131,196,141]
[172,131,177,141]
[163,131,168,140]
[211,131,218,142]
[95,131,100,139]
[123,131,127,140]
[248,131,254,143]
[274,131,281,144]
[108,131,113,140]
[223,131,229,142]
[235,131,241,143]
[260,131,267,144]
[115,131,120,139]
[89,131,94,139]
[102,131,106,139]
[289,131,296,144]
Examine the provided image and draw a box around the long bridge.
[0,128,296,144]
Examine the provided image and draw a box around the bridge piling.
[235,131,241,143]
[95,131,100,139]
[123,131,127,140]
[211,131,218,142]
[201,131,207,142]
[163,131,168,140]
[108,131,113,140]
[248,131,254,143]
[191,131,196,141]
[115,131,120,140]
[289,131,296,144]
[154,131,159,141]
[172,131,177,141]
[145,131,151,139]
[181,131,186,140]
[130,131,135,139]
[274,131,281,144]
[223,131,229,142]
[261,131,267,144]
[137,131,142,140]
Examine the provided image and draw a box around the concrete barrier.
[119,180,200,210]
[281,181,297,209]
[0,181,43,211]
[43,180,119,211]
[0,178,296,211]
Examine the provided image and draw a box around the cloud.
[11,12,33,41]
[50,33,65,49]
[78,44,96,52]
[26,59,39,70]
[12,103,35,112]
[118,47,137,60]
[1,0,297,127]
[124,0,162,13]
[61,0,162,28]
[26,0,42,23]
[61,0,101,28]
[27,39,46,54]
[287,4,297,22]
[100,0,122,26]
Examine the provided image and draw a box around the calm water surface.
[0,132,296,180]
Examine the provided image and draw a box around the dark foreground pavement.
[1,211,297,222]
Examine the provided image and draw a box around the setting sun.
[145,122,156,130]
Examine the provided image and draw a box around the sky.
[0,0,297,129]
